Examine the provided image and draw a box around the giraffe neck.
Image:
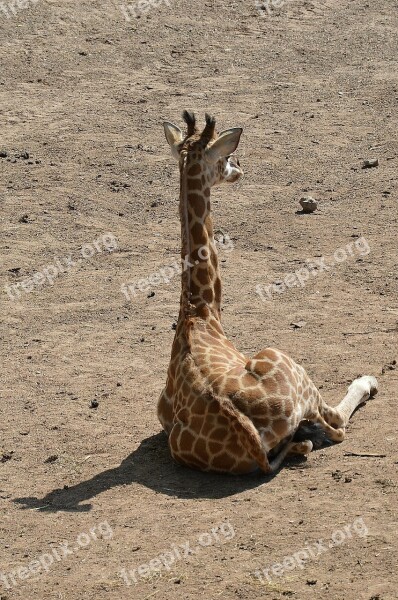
[179,155,222,322]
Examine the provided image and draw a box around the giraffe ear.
[205,128,242,163]
[163,121,184,158]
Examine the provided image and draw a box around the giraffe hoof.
[368,376,379,397]
[289,440,313,455]
[293,422,331,449]
[350,375,379,398]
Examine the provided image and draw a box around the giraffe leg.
[334,375,378,426]
[313,417,346,442]
[255,438,314,474]
[258,435,306,472]
[314,375,378,443]
[269,436,313,457]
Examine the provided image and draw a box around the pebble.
[299,196,318,213]
[1,452,13,463]
[362,158,379,169]
[44,455,58,464]
[382,360,396,374]
[291,321,307,329]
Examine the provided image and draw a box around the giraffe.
[157,111,379,475]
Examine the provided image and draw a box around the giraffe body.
[157,112,378,474]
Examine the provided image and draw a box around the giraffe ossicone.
[157,110,379,474]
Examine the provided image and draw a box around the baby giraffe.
[157,111,378,474]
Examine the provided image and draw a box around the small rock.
[147,291,155,298]
[171,322,177,330]
[44,455,58,464]
[299,196,318,213]
[382,360,396,374]
[89,400,99,409]
[307,579,317,586]
[0,150,7,158]
[1,452,13,463]
[362,158,379,169]
[18,214,29,223]
[291,321,307,329]
[20,151,29,160]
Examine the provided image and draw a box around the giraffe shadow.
[13,432,293,513]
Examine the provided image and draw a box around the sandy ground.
[1,0,397,598]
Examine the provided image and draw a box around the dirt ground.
[1,0,397,598]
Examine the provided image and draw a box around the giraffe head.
[163,111,243,186]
